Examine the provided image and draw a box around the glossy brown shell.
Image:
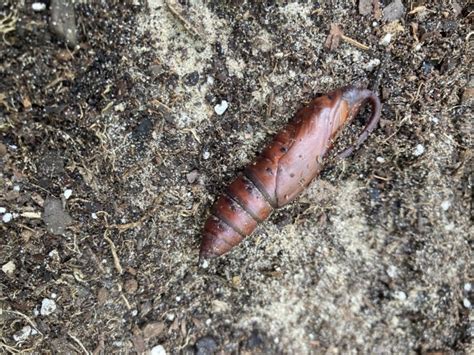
[200,86,381,258]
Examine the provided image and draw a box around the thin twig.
[341,34,370,50]
[68,333,91,355]
[166,0,203,39]
[103,233,123,275]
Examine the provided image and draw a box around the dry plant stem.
[103,233,123,274]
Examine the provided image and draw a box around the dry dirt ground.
[0,1,472,354]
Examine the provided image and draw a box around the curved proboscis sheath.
[200,85,382,259]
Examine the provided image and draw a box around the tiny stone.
[383,0,406,22]
[376,156,385,163]
[207,76,214,85]
[63,189,73,200]
[379,33,392,46]
[186,170,199,184]
[413,144,425,156]
[51,293,57,298]
[464,283,471,292]
[40,298,57,316]
[2,261,16,275]
[441,200,451,211]
[203,151,210,160]
[393,291,407,301]
[150,345,167,355]
[13,185,20,191]
[91,212,98,219]
[131,309,138,316]
[386,265,398,278]
[205,318,212,326]
[32,2,46,11]
[166,313,175,321]
[195,336,218,355]
[2,213,13,223]
[13,325,32,342]
[201,259,209,269]
[463,298,471,308]
[0,207,6,213]
[124,278,138,294]
[214,100,229,115]
[365,58,381,71]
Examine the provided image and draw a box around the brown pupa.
[200,86,382,258]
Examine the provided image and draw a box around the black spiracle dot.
[290,173,295,178]
[265,167,273,175]
[280,146,288,153]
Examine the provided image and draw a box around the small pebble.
[2,213,13,223]
[463,298,471,309]
[441,200,451,211]
[214,100,229,115]
[63,189,73,200]
[386,265,398,278]
[13,185,20,192]
[13,325,32,342]
[464,283,471,292]
[201,259,209,269]
[166,313,175,321]
[186,170,199,184]
[2,261,16,275]
[32,2,46,11]
[413,144,425,156]
[40,298,57,316]
[393,291,407,301]
[379,33,392,46]
[195,336,218,355]
[376,156,385,163]
[91,212,98,219]
[203,151,210,160]
[0,207,6,213]
[150,345,167,355]
[207,76,214,85]
[365,58,381,71]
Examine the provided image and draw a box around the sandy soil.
[0,1,472,354]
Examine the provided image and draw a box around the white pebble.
[150,345,167,355]
[13,325,32,342]
[0,207,6,213]
[205,318,212,326]
[40,298,57,316]
[464,283,472,292]
[214,100,229,115]
[2,261,16,275]
[2,213,13,223]
[379,33,392,46]
[463,298,471,309]
[131,309,138,316]
[203,151,210,160]
[176,296,181,302]
[413,144,425,156]
[365,58,381,72]
[386,265,398,278]
[207,76,214,85]
[63,189,73,200]
[13,185,20,191]
[201,259,209,269]
[51,293,57,299]
[441,200,451,211]
[393,291,407,301]
[91,212,98,220]
[376,156,385,163]
[32,2,46,12]
[166,313,175,321]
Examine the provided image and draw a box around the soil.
[0,1,472,354]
